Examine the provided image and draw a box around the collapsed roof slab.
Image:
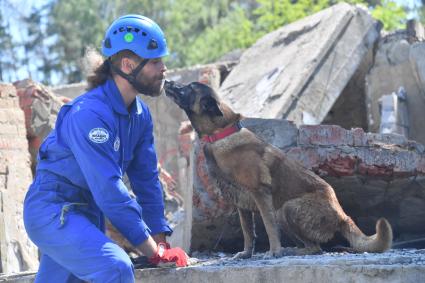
[220,3,380,125]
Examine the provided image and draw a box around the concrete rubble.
[2,2,425,282]
[366,20,425,145]
[14,79,69,172]
[220,3,380,126]
[2,249,425,283]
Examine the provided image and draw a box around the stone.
[14,79,68,173]
[220,3,380,126]
[366,21,425,145]
[0,83,38,273]
[2,250,425,283]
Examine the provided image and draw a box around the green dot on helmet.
[124,33,134,43]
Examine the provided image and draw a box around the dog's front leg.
[233,208,256,259]
[252,191,284,258]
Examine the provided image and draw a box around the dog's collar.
[201,121,243,143]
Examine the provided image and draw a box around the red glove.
[149,242,188,267]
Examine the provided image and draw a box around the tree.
[185,6,255,65]
[253,0,407,35]
[23,5,57,84]
[0,16,18,82]
[47,0,111,83]
[371,0,407,30]
[1,0,415,84]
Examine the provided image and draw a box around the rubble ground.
[188,248,425,268]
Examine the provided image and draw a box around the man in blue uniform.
[23,14,188,283]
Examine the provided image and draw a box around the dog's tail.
[340,217,392,253]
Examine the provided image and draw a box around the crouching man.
[23,14,188,283]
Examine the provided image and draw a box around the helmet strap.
[108,58,154,95]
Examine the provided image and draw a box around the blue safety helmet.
[101,14,168,59]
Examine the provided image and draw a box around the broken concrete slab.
[378,87,409,136]
[2,249,424,283]
[366,21,425,145]
[134,250,425,283]
[321,41,374,130]
[0,83,38,273]
[220,3,380,126]
[189,119,425,252]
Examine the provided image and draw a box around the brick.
[317,155,357,177]
[352,127,366,146]
[0,137,28,150]
[0,83,16,98]
[0,98,17,109]
[0,124,19,135]
[298,125,353,146]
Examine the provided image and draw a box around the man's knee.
[92,257,134,283]
[115,256,134,283]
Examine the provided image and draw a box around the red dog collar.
[201,121,243,143]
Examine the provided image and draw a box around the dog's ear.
[200,96,223,116]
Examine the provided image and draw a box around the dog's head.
[165,80,239,136]
[164,80,223,116]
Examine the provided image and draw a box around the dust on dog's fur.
[165,81,393,259]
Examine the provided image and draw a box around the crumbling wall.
[0,83,38,273]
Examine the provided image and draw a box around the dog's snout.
[164,80,186,97]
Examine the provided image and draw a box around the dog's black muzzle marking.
[164,80,194,111]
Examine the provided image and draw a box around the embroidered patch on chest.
[88,128,109,143]
[114,137,120,151]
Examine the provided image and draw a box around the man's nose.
[160,61,167,73]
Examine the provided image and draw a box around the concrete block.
[220,3,379,126]
[366,22,425,145]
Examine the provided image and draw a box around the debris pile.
[2,2,425,277]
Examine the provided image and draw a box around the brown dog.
[164,80,392,258]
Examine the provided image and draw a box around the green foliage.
[48,0,110,83]
[162,0,238,68]
[372,0,407,31]
[0,11,18,82]
[254,0,329,34]
[185,6,255,65]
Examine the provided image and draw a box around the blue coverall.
[23,78,172,283]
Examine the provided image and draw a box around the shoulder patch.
[88,128,109,143]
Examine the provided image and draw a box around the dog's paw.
[263,247,286,259]
[263,247,299,258]
[232,250,253,260]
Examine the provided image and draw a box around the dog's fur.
[165,81,393,258]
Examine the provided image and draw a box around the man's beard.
[132,74,164,97]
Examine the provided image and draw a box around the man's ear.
[121,57,139,75]
[200,96,223,116]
